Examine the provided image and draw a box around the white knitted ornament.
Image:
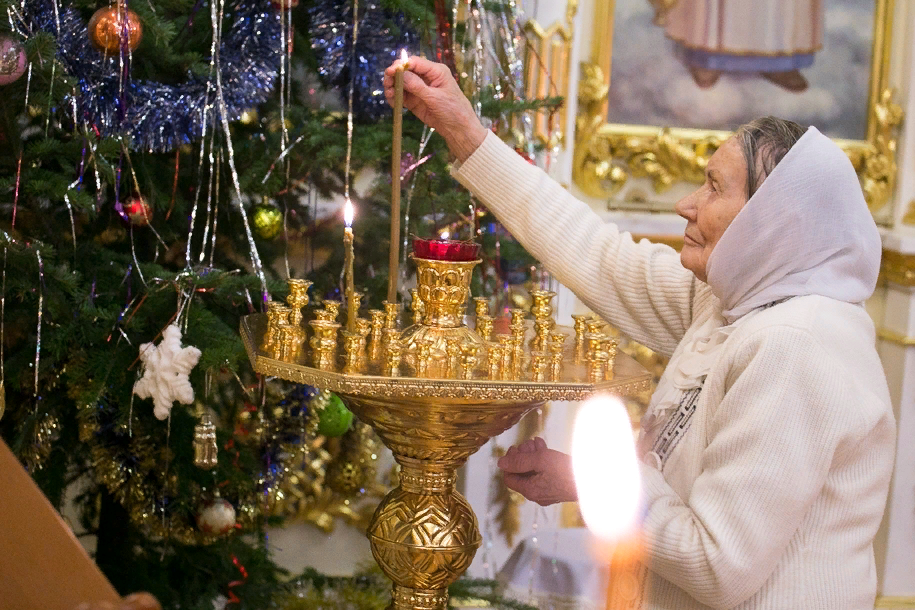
[133,324,202,420]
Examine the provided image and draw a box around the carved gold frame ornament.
[573,0,904,218]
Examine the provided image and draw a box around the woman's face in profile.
[674,137,750,282]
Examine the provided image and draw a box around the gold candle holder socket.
[342,331,362,374]
[323,299,342,322]
[286,278,313,324]
[509,308,527,329]
[415,339,433,378]
[309,319,340,371]
[356,318,371,362]
[271,321,305,362]
[369,309,386,360]
[572,314,590,361]
[446,339,461,378]
[476,314,494,342]
[530,290,556,320]
[410,288,425,325]
[588,349,609,383]
[529,351,549,382]
[548,332,567,381]
[532,318,554,352]
[383,301,401,330]
[498,335,515,380]
[584,317,604,336]
[473,296,490,319]
[263,302,291,351]
[584,331,604,364]
[486,341,502,380]
[382,341,403,377]
[459,344,480,380]
[314,309,336,322]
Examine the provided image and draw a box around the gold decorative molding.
[877,328,915,347]
[522,0,579,148]
[573,0,903,216]
[875,596,915,608]
[902,200,915,225]
[880,249,915,286]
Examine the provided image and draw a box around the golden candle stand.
[241,257,652,610]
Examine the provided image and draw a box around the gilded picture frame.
[573,0,903,221]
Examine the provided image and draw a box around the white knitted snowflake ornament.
[133,324,202,420]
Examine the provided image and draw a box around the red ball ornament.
[196,498,237,536]
[0,37,26,86]
[124,196,152,226]
[88,5,143,54]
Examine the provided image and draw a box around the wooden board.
[0,438,121,609]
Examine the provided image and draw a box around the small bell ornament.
[193,412,218,470]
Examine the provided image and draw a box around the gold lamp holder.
[241,256,651,610]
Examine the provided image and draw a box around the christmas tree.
[0,0,557,606]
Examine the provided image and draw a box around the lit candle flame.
[344,198,354,228]
[440,230,450,239]
[572,394,641,541]
[400,49,409,65]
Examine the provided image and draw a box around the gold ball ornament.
[124,196,152,226]
[196,498,237,535]
[325,458,366,496]
[253,201,283,240]
[89,5,143,54]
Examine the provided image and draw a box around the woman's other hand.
[497,437,578,506]
[383,56,488,163]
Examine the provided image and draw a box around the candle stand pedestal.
[240,256,651,610]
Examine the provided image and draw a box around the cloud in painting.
[607,0,874,139]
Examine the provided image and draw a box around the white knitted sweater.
[452,133,896,610]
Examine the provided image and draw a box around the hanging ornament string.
[200,149,222,266]
[260,133,305,184]
[342,0,360,205]
[210,0,269,300]
[186,73,216,268]
[10,62,32,230]
[33,248,43,401]
[277,1,291,183]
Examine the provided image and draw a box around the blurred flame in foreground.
[572,394,641,542]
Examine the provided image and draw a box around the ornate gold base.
[346,396,544,610]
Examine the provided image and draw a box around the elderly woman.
[384,57,896,609]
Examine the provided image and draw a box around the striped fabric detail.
[651,386,703,468]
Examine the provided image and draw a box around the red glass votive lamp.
[412,237,481,262]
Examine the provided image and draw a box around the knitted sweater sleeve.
[638,325,864,609]
[452,132,695,356]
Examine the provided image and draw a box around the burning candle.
[344,198,356,333]
[389,49,409,304]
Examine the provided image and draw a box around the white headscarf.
[640,127,882,464]
[706,126,882,323]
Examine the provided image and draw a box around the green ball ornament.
[253,202,283,240]
[315,392,353,437]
